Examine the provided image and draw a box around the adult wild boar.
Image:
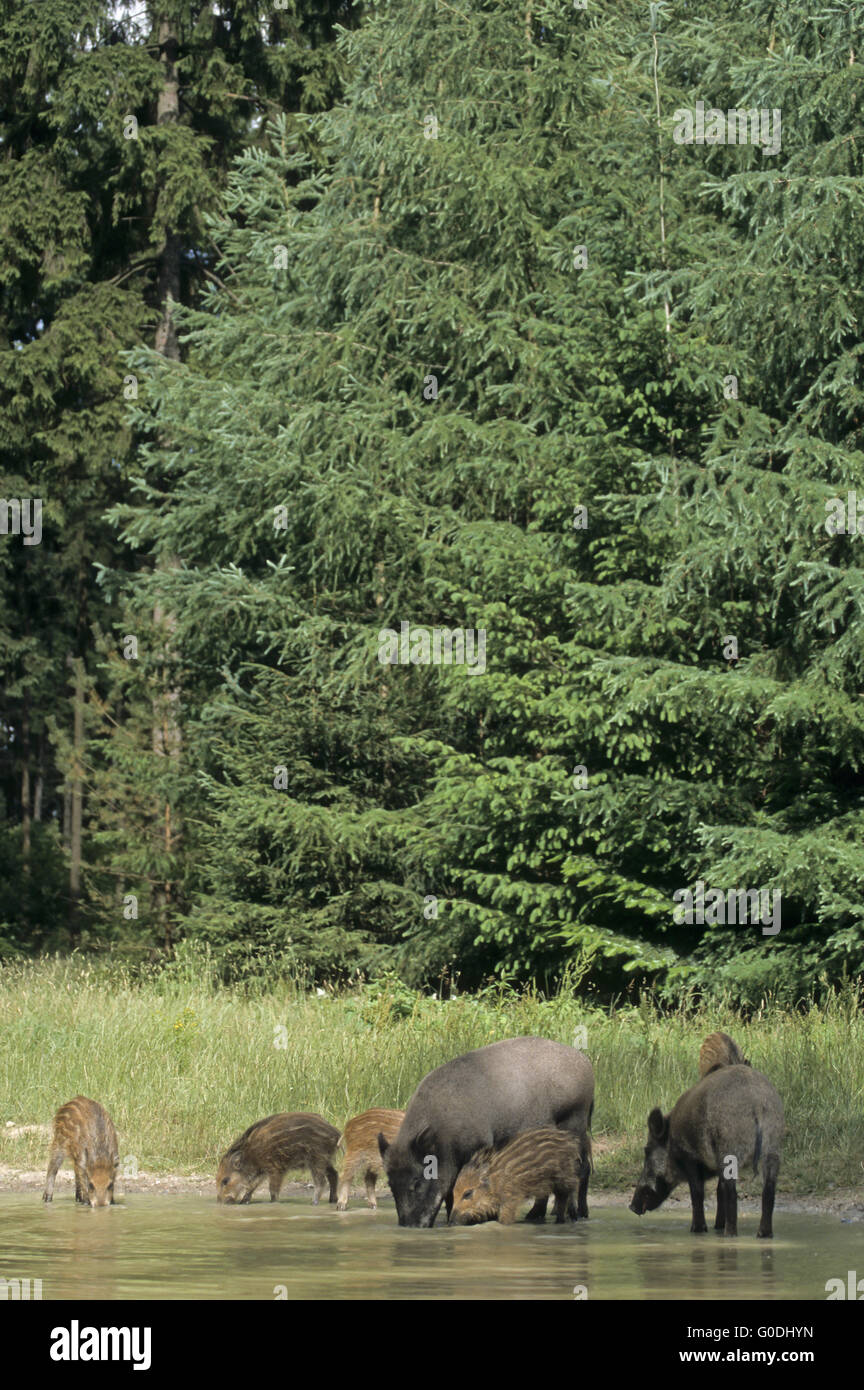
[377,1037,594,1228]
[630,1062,783,1238]
[698,1031,749,1077]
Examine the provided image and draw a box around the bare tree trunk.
[20,704,30,874]
[154,16,181,362]
[33,729,44,822]
[67,656,85,942]
[151,7,183,950]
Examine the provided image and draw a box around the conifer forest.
[3,0,864,1008]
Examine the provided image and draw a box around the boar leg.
[577,1144,590,1218]
[326,1163,338,1203]
[757,1155,779,1239]
[364,1169,378,1210]
[719,1176,737,1236]
[311,1162,339,1205]
[335,1158,356,1211]
[497,1198,520,1225]
[72,1161,88,1205]
[43,1145,65,1203]
[553,1188,575,1224]
[269,1170,285,1202]
[714,1179,726,1231]
[524,1196,548,1222]
[311,1163,326,1204]
[683,1161,707,1232]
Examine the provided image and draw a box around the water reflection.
[0,1194,853,1301]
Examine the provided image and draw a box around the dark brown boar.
[216,1112,339,1204]
[42,1097,119,1207]
[450,1127,588,1226]
[336,1108,405,1210]
[698,1031,750,1077]
[630,1065,783,1238]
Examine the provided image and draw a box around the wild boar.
[450,1127,587,1225]
[43,1097,119,1208]
[336,1108,405,1210]
[377,1036,594,1228]
[216,1112,339,1204]
[630,1064,783,1237]
[698,1031,749,1077]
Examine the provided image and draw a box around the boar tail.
[699,1032,750,1077]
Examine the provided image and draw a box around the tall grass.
[0,953,861,1193]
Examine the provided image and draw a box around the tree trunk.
[151,7,183,950]
[20,704,30,874]
[33,729,44,822]
[67,656,85,942]
[154,16,181,361]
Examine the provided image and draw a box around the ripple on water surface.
[0,1193,855,1300]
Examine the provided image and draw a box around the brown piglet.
[450,1127,588,1226]
[216,1112,340,1204]
[336,1108,405,1210]
[43,1096,119,1207]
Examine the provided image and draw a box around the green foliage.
[4,0,864,1004]
[0,0,352,953]
[1,956,862,1191]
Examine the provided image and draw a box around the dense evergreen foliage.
[0,0,353,949]
[3,0,863,1004]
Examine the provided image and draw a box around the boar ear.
[647,1108,668,1142]
[410,1125,433,1155]
[377,1132,390,1161]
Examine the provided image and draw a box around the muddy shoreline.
[1,1162,861,1219]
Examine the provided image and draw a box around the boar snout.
[86,1161,117,1207]
[630,1184,663,1215]
[216,1169,244,1204]
[630,1175,671,1215]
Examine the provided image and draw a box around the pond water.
[0,1193,856,1300]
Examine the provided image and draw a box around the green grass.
[1,953,862,1196]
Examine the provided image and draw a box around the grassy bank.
[1,955,862,1195]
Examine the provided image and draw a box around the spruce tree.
[85,0,864,999]
[0,0,351,951]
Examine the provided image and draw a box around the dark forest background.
[2,0,863,1005]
